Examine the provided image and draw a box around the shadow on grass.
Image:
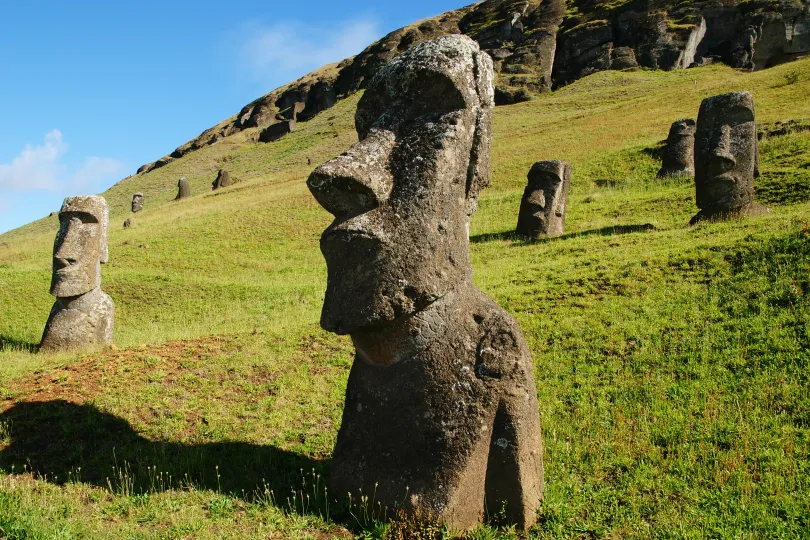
[471,223,657,245]
[0,400,326,506]
[0,335,38,353]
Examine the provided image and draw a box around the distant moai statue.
[516,160,571,238]
[657,119,695,178]
[131,193,144,213]
[40,196,114,352]
[212,169,231,190]
[175,177,190,200]
[307,36,543,531]
[691,91,766,224]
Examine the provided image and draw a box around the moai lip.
[307,35,543,531]
[131,192,144,213]
[657,119,695,178]
[691,91,768,224]
[516,160,571,238]
[41,195,114,352]
[175,177,191,200]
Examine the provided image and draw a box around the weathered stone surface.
[657,119,696,178]
[212,169,231,190]
[259,120,295,143]
[691,91,766,224]
[40,196,114,352]
[175,177,191,200]
[131,193,144,213]
[307,35,543,531]
[516,160,571,238]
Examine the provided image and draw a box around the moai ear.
[465,49,495,217]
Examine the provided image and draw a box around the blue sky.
[0,0,465,234]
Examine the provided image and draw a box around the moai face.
[50,196,109,298]
[132,193,144,213]
[516,160,571,238]
[695,91,758,211]
[307,36,494,335]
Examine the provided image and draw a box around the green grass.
[0,58,809,538]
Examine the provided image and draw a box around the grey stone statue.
[175,177,190,200]
[212,169,231,190]
[131,192,144,213]
[691,91,766,224]
[516,160,571,238]
[307,35,543,531]
[40,196,114,352]
[657,119,695,178]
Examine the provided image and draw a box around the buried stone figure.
[657,119,695,178]
[516,160,571,238]
[40,196,114,352]
[691,91,767,225]
[307,36,543,530]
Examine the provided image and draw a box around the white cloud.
[240,18,381,81]
[0,130,124,194]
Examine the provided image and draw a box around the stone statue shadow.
[470,223,656,245]
[0,335,38,353]
[0,400,327,509]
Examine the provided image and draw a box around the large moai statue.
[175,177,190,200]
[212,169,231,190]
[516,160,571,238]
[307,36,543,531]
[131,193,144,213]
[657,119,695,178]
[40,196,114,352]
[691,91,766,225]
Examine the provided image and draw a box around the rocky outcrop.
[134,0,809,174]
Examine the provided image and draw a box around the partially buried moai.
[175,177,190,200]
[691,91,766,224]
[212,169,231,190]
[516,160,571,238]
[307,35,543,530]
[40,196,114,352]
[657,119,695,178]
[131,192,144,213]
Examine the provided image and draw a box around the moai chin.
[657,119,695,178]
[307,35,543,531]
[40,196,114,352]
[691,91,766,224]
[131,193,144,213]
[175,177,190,200]
[516,160,571,238]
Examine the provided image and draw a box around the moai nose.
[710,125,736,175]
[307,129,395,219]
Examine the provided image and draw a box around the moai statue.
[40,196,114,352]
[516,160,571,238]
[307,35,543,531]
[131,192,144,213]
[691,91,766,225]
[657,119,695,178]
[212,169,231,190]
[175,177,190,200]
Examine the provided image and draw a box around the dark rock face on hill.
[136,0,810,174]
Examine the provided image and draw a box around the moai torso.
[131,193,144,213]
[691,91,766,224]
[40,196,114,352]
[516,160,571,238]
[175,177,190,200]
[657,119,695,178]
[307,36,543,531]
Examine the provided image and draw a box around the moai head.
[131,193,144,213]
[658,119,696,178]
[176,177,190,200]
[307,35,494,335]
[212,169,231,190]
[516,160,571,238]
[49,196,109,298]
[695,91,758,211]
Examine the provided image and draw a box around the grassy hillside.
[0,59,809,538]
